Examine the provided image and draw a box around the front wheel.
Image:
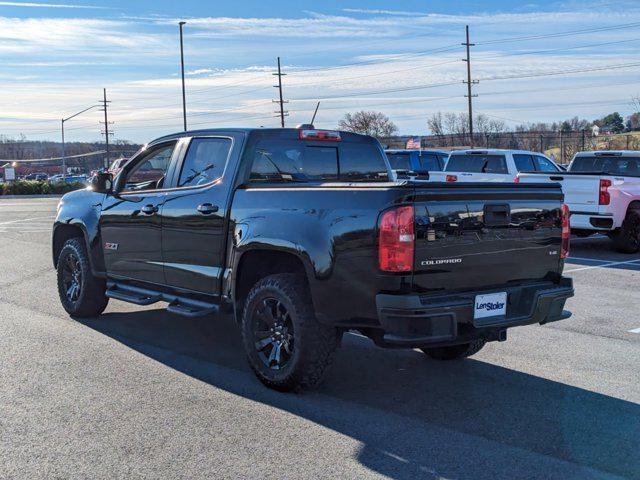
[57,237,109,317]
[421,339,486,360]
[241,274,339,392]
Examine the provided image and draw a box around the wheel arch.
[232,248,312,323]
[52,222,88,268]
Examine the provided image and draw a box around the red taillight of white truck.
[561,204,570,259]
[379,205,414,272]
[599,179,612,205]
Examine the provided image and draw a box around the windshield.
[445,154,508,174]
[569,156,640,176]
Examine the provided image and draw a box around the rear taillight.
[514,177,520,183]
[599,179,611,205]
[446,175,457,182]
[561,204,570,260]
[379,205,414,272]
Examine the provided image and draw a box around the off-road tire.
[241,274,339,392]
[611,209,640,254]
[421,339,486,361]
[57,237,109,317]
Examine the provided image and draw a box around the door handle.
[197,203,219,215]
[141,204,158,215]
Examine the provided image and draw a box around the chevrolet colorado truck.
[53,127,574,391]
[519,151,640,253]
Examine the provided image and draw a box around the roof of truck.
[150,127,375,145]
[574,150,640,157]
[385,149,448,154]
[449,149,547,155]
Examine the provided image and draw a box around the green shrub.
[0,180,87,196]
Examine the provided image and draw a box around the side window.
[534,155,559,172]
[121,143,175,192]
[513,154,535,172]
[250,140,338,182]
[177,137,232,188]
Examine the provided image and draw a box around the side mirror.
[90,172,113,194]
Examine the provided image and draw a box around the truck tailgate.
[519,172,602,210]
[411,183,564,292]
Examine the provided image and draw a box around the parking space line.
[567,256,611,264]
[565,258,640,273]
[628,328,640,334]
[0,216,52,226]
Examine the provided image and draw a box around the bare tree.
[426,112,445,137]
[338,111,398,138]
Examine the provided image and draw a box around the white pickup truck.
[429,149,562,183]
[519,151,640,253]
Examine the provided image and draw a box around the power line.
[476,21,640,46]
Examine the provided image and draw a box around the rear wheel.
[241,274,339,392]
[57,237,109,317]
[421,339,486,360]
[611,209,640,253]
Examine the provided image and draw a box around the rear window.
[418,153,444,171]
[386,153,411,171]
[250,137,389,182]
[569,156,640,176]
[445,154,508,174]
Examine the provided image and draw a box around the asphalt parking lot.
[1,197,639,480]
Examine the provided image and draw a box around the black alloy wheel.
[61,252,83,304]
[251,298,295,371]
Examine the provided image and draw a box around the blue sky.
[0,0,639,142]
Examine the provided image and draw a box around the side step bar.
[106,282,219,318]
[106,285,162,306]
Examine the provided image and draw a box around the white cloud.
[0,1,112,9]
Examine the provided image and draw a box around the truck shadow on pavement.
[80,310,640,480]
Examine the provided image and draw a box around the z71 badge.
[104,243,119,251]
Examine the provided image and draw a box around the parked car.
[53,127,574,391]
[385,149,448,180]
[429,149,562,182]
[519,150,640,253]
[25,172,49,181]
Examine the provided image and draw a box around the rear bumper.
[570,212,617,231]
[374,277,574,348]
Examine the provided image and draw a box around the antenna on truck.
[310,102,320,125]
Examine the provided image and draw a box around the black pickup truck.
[53,127,574,391]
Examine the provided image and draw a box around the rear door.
[411,183,563,292]
[159,134,240,296]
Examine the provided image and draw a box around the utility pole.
[462,25,478,148]
[61,119,66,179]
[99,88,113,169]
[273,57,288,128]
[179,21,187,131]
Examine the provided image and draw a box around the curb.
[0,194,64,199]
